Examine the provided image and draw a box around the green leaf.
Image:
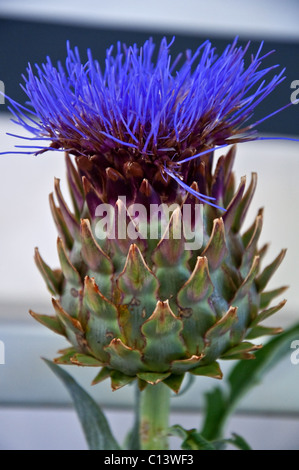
[200,387,227,441]
[214,432,252,450]
[201,323,299,441]
[44,359,121,450]
[169,425,216,450]
[228,323,299,406]
[226,433,252,450]
[183,432,216,451]
[168,424,188,441]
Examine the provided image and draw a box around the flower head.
[9,37,288,393]
[6,37,287,206]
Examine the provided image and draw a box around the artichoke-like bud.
[30,147,286,392]
[7,37,288,392]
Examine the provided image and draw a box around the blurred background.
[0,0,299,450]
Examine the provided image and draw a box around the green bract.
[5,37,288,394]
[31,147,286,392]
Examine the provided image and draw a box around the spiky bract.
[31,147,287,392]
[6,37,288,391]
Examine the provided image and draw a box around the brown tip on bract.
[106,167,124,182]
[124,161,144,178]
[139,179,152,197]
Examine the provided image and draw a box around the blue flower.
[4,37,292,207]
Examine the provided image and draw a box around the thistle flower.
[6,37,288,392]
[7,36,287,206]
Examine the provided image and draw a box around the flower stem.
[139,382,171,450]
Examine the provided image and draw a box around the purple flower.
[4,37,290,206]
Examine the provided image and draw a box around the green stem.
[139,382,171,450]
